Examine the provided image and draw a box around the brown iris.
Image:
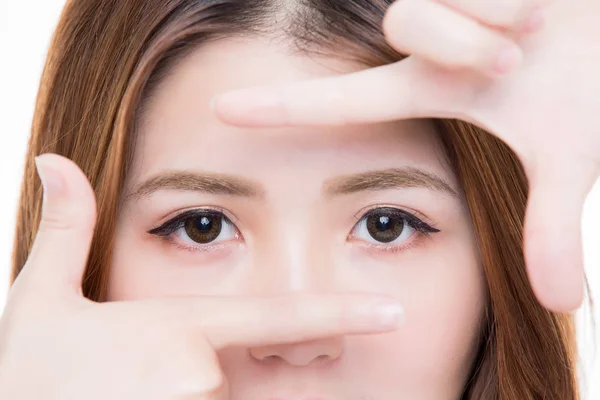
[365,210,405,243]
[183,214,223,243]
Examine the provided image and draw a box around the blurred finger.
[523,156,599,312]
[383,0,523,77]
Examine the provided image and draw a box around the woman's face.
[109,37,486,399]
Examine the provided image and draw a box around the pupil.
[366,212,404,243]
[196,216,212,232]
[184,214,223,243]
[376,216,391,231]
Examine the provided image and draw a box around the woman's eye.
[351,207,439,246]
[149,210,239,247]
[177,213,236,244]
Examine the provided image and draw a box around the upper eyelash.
[356,207,441,238]
[148,207,441,243]
[148,208,230,237]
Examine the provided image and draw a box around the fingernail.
[35,155,66,198]
[371,298,405,328]
[492,45,522,75]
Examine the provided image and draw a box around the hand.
[0,153,403,400]
[209,0,600,313]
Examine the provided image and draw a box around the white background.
[0,1,598,397]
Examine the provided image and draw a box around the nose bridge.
[247,197,346,368]
[253,210,335,294]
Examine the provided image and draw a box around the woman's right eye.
[148,209,240,248]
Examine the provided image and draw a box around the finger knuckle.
[39,208,95,233]
[39,212,74,232]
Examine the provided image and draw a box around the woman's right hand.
[0,153,403,400]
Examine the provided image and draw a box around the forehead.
[131,37,456,190]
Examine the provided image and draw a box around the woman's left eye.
[350,207,440,247]
[149,209,240,249]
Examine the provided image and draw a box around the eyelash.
[349,206,440,254]
[148,208,240,253]
[148,206,441,254]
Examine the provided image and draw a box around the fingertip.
[523,161,595,313]
[48,153,95,200]
[524,228,585,313]
[33,153,98,253]
[25,154,98,294]
[533,278,584,314]
[35,155,67,199]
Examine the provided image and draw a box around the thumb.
[24,153,98,295]
[523,155,598,312]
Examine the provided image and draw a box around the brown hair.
[10,0,581,398]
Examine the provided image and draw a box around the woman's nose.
[252,229,337,293]
[247,216,345,367]
[249,337,344,367]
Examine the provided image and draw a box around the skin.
[212,0,600,313]
[2,1,594,398]
[107,37,486,399]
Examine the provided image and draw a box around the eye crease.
[147,206,440,254]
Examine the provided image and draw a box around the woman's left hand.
[210,0,600,313]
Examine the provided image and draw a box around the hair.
[10,0,583,398]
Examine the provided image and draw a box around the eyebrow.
[323,167,460,199]
[124,167,459,203]
[125,171,265,202]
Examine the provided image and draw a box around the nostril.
[311,354,334,366]
[263,355,280,364]
[249,338,344,366]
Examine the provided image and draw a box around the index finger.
[137,293,404,349]
[210,57,473,128]
[210,58,449,128]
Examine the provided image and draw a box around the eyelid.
[353,204,438,230]
[348,206,440,254]
[148,205,241,234]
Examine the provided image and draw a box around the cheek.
[107,217,249,301]
[348,239,487,394]
[106,218,198,301]
[107,225,153,301]
[391,271,485,380]
[329,207,487,390]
